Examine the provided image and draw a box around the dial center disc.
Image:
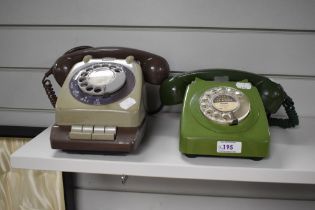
[87,68,115,86]
[212,94,240,112]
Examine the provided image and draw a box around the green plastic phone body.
[180,78,269,158]
[160,69,298,159]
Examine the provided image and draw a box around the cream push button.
[69,125,116,141]
[69,125,93,140]
[92,126,116,141]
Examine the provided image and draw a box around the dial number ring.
[69,62,135,105]
[199,86,250,124]
[77,63,126,96]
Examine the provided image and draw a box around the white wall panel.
[75,174,315,200]
[1,28,315,76]
[1,0,315,30]
[0,110,54,127]
[75,189,315,210]
[0,69,56,110]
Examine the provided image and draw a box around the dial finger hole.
[200,104,207,109]
[80,82,88,87]
[86,86,93,91]
[222,114,231,120]
[81,72,88,77]
[200,97,208,103]
[207,109,214,114]
[78,77,86,82]
[213,112,221,119]
[94,88,102,93]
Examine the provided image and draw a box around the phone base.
[180,79,270,159]
[50,119,146,153]
[184,153,264,161]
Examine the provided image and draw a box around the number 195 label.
[217,141,242,153]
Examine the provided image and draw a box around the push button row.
[69,125,116,141]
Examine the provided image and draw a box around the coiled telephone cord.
[268,94,299,128]
[42,68,57,107]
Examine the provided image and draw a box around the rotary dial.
[199,86,250,125]
[77,63,126,96]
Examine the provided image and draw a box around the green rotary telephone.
[160,69,299,160]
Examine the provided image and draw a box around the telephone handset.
[42,46,169,152]
[43,46,169,107]
[160,69,299,159]
[160,69,298,128]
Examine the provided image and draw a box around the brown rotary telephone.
[42,46,169,153]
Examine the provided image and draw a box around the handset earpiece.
[254,79,285,114]
[256,80,299,128]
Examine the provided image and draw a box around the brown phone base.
[50,119,146,153]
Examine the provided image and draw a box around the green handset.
[160,69,299,159]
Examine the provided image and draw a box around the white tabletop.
[10,113,315,184]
